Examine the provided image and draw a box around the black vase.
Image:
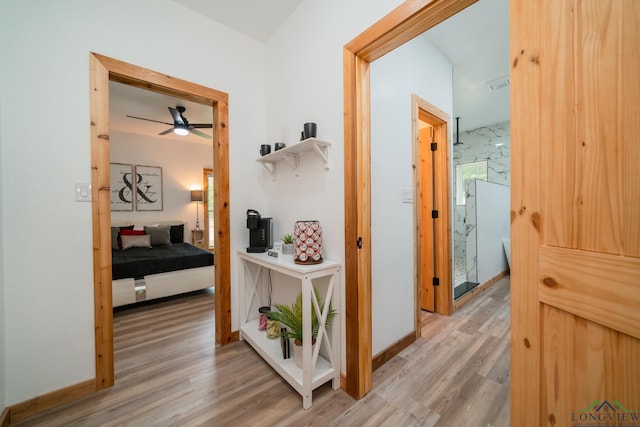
[303,122,317,139]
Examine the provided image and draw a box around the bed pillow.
[170,224,185,243]
[118,229,145,249]
[111,225,134,250]
[144,225,172,246]
[120,234,152,250]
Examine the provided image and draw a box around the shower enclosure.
[452,121,511,299]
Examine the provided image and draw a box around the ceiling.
[173,0,303,42]
[424,0,510,132]
[109,81,214,145]
[109,0,508,141]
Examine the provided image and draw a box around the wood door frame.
[343,0,477,399]
[413,94,452,318]
[89,52,232,390]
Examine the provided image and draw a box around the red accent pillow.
[118,229,145,249]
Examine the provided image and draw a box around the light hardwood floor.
[13,278,510,426]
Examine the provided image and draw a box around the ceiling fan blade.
[168,107,185,125]
[190,123,214,128]
[190,128,212,139]
[158,128,174,135]
[126,115,173,126]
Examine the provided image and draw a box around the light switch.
[402,187,413,203]
[75,182,92,202]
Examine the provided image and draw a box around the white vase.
[292,339,315,369]
[282,243,294,254]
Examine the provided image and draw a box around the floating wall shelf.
[256,138,331,180]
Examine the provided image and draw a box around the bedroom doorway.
[90,52,231,391]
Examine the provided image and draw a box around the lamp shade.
[190,190,203,202]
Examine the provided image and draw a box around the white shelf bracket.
[311,142,331,170]
[261,161,276,181]
[282,154,300,176]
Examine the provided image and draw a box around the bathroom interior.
[452,119,510,299]
[428,0,511,300]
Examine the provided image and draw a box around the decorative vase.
[303,122,317,139]
[292,338,316,369]
[293,220,323,264]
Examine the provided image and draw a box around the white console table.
[238,251,341,409]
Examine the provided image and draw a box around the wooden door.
[510,1,640,424]
[413,96,451,316]
[418,123,435,312]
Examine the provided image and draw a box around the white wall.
[264,0,406,367]
[110,131,212,236]
[0,0,267,405]
[370,35,453,355]
[0,101,5,409]
[476,180,510,283]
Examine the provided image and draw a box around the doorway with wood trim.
[413,95,451,315]
[89,52,232,391]
[343,0,478,399]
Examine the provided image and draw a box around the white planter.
[292,339,315,369]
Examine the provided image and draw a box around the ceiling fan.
[126,106,213,139]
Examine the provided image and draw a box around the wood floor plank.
[12,279,510,426]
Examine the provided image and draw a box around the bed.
[111,221,214,307]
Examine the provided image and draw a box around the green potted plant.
[281,233,294,254]
[267,289,336,368]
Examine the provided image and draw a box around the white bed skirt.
[112,265,215,307]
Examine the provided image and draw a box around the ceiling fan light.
[174,125,189,136]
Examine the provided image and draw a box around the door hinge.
[431,210,439,219]
[356,236,362,249]
[432,277,440,287]
[430,142,437,151]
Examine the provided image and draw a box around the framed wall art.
[109,163,134,211]
[134,165,163,211]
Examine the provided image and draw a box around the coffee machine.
[246,209,273,253]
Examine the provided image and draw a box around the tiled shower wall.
[453,120,511,285]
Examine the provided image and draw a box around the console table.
[238,251,341,409]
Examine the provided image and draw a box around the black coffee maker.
[246,209,273,253]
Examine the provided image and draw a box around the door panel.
[511,0,640,424]
[414,98,451,316]
[419,124,435,312]
[539,246,640,338]
[541,305,640,423]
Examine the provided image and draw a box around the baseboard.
[9,378,95,423]
[453,269,509,312]
[372,331,416,371]
[1,407,10,427]
[231,330,240,342]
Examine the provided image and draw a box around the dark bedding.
[112,243,214,280]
